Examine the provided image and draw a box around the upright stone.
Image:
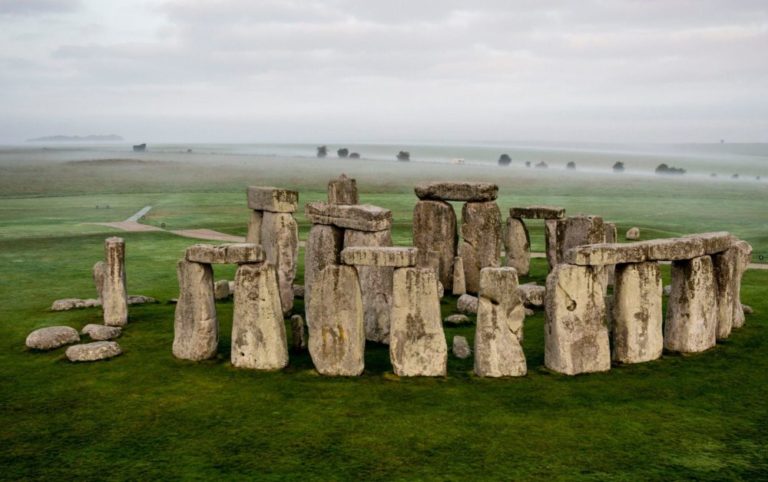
[412,200,457,289]
[544,264,610,375]
[246,186,298,212]
[612,262,663,363]
[390,268,448,376]
[603,222,618,286]
[304,224,344,324]
[261,211,299,315]
[554,215,605,265]
[731,240,752,329]
[504,217,530,276]
[664,256,718,353]
[459,201,502,294]
[307,265,365,376]
[231,262,288,370]
[173,260,218,361]
[290,314,307,351]
[92,260,106,301]
[344,229,393,343]
[245,210,263,244]
[474,268,527,377]
[328,174,358,205]
[103,237,128,327]
[544,219,559,270]
[452,256,466,295]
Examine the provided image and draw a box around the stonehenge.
[611,262,663,363]
[103,237,128,327]
[327,174,358,205]
[505,205,565,274]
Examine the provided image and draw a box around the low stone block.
[414,181,498,202]
[341,247,418,267]
[509,205,565,219]
[65,341,122,362]
[246,186,298,212]
[26,326,80,350]
[306,202,392,231]
[81,324,122,341]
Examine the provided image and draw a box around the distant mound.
[65,158,162,167]
[27,134,124,142]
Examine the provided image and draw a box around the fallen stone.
[452,256,466,296]
[626,227,640,240]
[307,265,365,376]
[50,298,101,311]
[103,237,128,327]
[261,211,299,314]
[290,314,307,351]
[457,294,479,314]
[305,202,392,232]
[413,200,457,288]
[509,205,565,220]
[327,174,358,205]
[390,267,447,376]
[81,324,122,341]
[444,314,471,325]
[504,217,530,276]
[304,224,343,322]
[341,246,418,267]
[246,186,298,212]
[65,341,122,362]
[293,284,305,298]
[26,326,80,350]
[743,304,753,315]
[544,264,610,375]
[611,262,663,364]
[664,256,718,353]
[185,243,264,264]
[231,262,288,370]
[459,201,502,293]
[92,260,106,301]
[214,280,231,300]
[414,181,498,202]
[172,259,218,361]
[127,295,156,305]
[453,336,472,359]
[517,284,546,308]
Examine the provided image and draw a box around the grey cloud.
[0,0,80,15]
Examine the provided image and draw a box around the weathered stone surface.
[327,174,358,205]
[245,210,263,244]
[293,284,305,298]
[390,268,447,376]
[509,205,565,220]
[102,237,129,328]
[415,181,498,202]
[127,295,156,305]
[453,336,472,359]
[444,314,471,325]
[65,341,122,362]
[544,264,610,375]
[612,262,663,363]
[290,314,307,351]
[305,202,392,231]
[564,243,646,266]
[341,247,418,267]
[459,201,502,293]
[743,304,754,315]
[51,298,100,311]
[261,212,299,314]
[452,256,466,295]
[713,247,739,340]
[475,268,527,377]
[214,280,231,300]
[552,216,605,266]
[307,265,365,376]
[412,200,457,288]
[518,283,546,308]
[457,294,479,314]
[173,260,218,361]
[231,262,288,370]
[728,240,752,329]
[304,224,343,322]
[344,229,393,343]
[524,308,534,317]
[246,186,298,212]
[626,227,640,240]
[603,222,618,285]
[81,324,122,341]
[92,260,106,301]
[544,219,559,270]
[664,284,672,296]
[504,217,530,276]
[644,234,715,262]
[185,243,264,264]
[26,326,79,350]
[664,256,718,353]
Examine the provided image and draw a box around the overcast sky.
[1,0,766,144]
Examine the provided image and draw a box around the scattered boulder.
[51,298,100,311]
[453,336,472,359]
[743,304,753,315]
[66,341,122,362]
[444,314,471,325]
[626,227,640,240]
[26,326,80,350]
[457,294,479,314]
[214,280,231,300]
[81,324,122,341]
[290,314,307,351]
[517,284,546,307]
[127,295,156,305]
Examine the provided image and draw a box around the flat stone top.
[509,205,565,220]
[185,243,264,264]
[341,247,418,267]
[564,232,737,266]
[247,186,299,212]
[305,202,392,231]
[414,181,498,202]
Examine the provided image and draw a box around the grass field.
[1,148,767,479]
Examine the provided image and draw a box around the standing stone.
[612,262,663,363]
[544,219,559,270]
[664,256,718,353]
[328,174,358,205]
[504,217,530,276]
[554,216,605,265]
[290,314,307,351]
[261,211,299,315]
[303,224,343,325]
[731,240,752,329]
[103,237,128,327]
[713,247,739,340]
[457,294,479,315]
[173,260,218,361]
[413,200,457,289]
[474,268,527,377]
[452,256,466,295]
[344,229,393,343]
[92,261,106,301]
[390,268,448,376]
[231,262,288,370]
[459,201,502,294]
[545,264,610,375]
[307,265,365,376]
[603,222,618,286]
[246,210,263,244]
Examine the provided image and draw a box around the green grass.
[1,150,767,479]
